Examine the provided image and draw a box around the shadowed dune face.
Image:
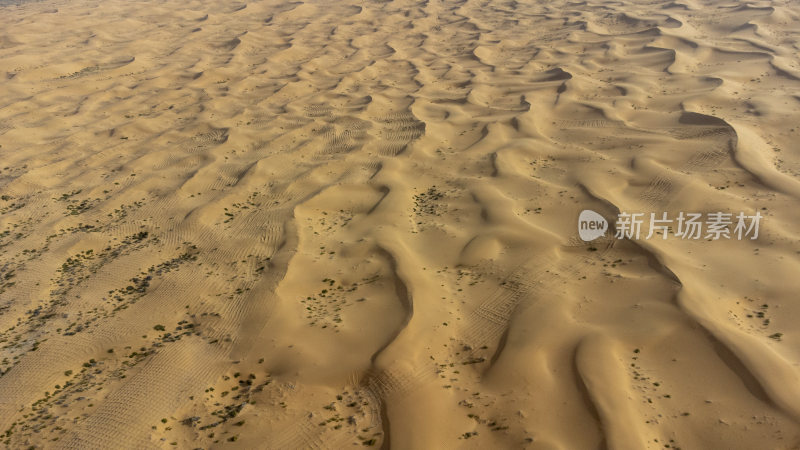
[1,0,800,448]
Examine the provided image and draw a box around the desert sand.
[1,0,799,447]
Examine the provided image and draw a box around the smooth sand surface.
[1,0,800,448]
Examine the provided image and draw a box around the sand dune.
[1,0,799,448]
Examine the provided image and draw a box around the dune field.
[1,0,800,447]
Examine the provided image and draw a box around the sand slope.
[1,0,800,448]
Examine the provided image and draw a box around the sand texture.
[1,0,800,448]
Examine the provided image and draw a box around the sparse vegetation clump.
[300,277,373,329]
[412,186,445,217]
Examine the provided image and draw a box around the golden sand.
[1,0,799,447]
